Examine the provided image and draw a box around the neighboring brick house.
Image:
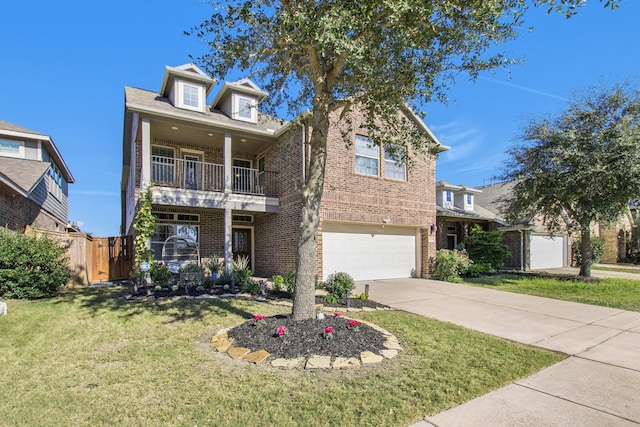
[121,63,447,281]
[436,181,571,270]
[0,120,74,232]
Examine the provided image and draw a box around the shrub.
[242,280,261,295]
[323,272,355,303]
[271,275,284,292]
[232,256,252,289]
[572,236,606,266]
[464,263,496,278]
[463,225,510,270]
[150,263,173,286]
[206,255,222,276]
[434,249,472,281]
[0,228,71,299]
[283,270,296,294]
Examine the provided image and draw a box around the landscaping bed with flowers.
[227,312,387,359]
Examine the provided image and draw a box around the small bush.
[0,228,71,299]
[150,263,173,286]
[242,280,261,295]
[206,255,222,276]
[323,272,355,303]
[272,275,284,292]
[435,249,472,281]
[283,270,296,294]
[464,263,496,278]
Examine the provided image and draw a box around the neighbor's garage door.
[322,223,417,281]
[530,235,566,270]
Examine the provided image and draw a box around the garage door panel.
[322,223,417,281]
[530,235,565,270]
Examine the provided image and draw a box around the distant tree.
[501,82,640,277]
[191,0,620,319]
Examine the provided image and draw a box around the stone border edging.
[210,313,402,370]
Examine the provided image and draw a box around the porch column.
[224,133,232,194]
[223,133,233,273]
[224,207,233,274]
[140,117,151,190]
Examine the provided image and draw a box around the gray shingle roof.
[0,157,49,195]
[0,120,47,136]
[125,87,287,134]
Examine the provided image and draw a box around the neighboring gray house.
[0,120,74,232]
[435,181,570,270]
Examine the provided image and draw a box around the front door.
[183,154,202,190]
[232,228,252,269]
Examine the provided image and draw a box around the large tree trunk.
[292,107,330,321]
[578,226,592,277]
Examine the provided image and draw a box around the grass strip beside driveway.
[465,274,640,312]
[0,287,563,427]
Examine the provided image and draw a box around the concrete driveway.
[354,278,640,426]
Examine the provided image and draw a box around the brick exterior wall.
[1,186,65,232]
[317,109,437,278]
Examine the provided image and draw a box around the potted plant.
[207,255,222,281]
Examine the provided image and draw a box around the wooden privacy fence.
[90,236,133,284]
[24,226,133,285]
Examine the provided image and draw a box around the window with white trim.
[355,135,379,176]
[177,80,203,111]
[384,144,407,180]
[233,94,257,122]
[355,136,407,181]
[151,211,200,261]
[0,139,24,158]
[183,84,199,108]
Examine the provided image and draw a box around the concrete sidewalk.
[354,278,640,426]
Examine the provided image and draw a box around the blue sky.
[0,1,637,237]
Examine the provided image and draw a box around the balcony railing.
[151,156,278,197]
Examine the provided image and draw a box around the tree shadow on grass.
[53,285,256,323]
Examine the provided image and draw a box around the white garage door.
[322,223,417,281]
[530,235,566,270]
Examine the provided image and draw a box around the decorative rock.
[254,297,267,303]
[213,337,235,353]
[219,293,235,298]
[361,351,384,365]
[333,357,360,369]
[380,349,398,359]
[227,347,251,359]
[242,349,270,364]
[194,294,215,299]
[305,355,332,369]
[360,320,392,336]
[384,338,403,351]
[236,293,252,299]
[362,307,375,312]
[272,301,293,307]
[271,357,304,369]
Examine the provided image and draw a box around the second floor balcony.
[151,155,278,198]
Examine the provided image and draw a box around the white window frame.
[151,145,176,184]
[233,94,257,123]
[0,139,25,158]
[178,80,204,112]
[151,211,200,261]
[384,144,407,181]
[355,135,380,176]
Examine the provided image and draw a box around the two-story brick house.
[121,64,447,281]
[0,120,74,232]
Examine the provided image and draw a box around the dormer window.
[178,81,204,111]
[234,94,256,122]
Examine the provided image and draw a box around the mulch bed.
[227,314,387,359]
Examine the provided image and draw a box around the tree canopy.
[501,81,640,276]
[190,0,621,317]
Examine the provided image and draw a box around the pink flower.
[253,314,266,326]
[323,326,335,339]
[333,311,341,317]
[347,320,360,331]
[276,325,287,337]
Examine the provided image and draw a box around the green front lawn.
[0,287,563,426]
[464,274,640,312]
